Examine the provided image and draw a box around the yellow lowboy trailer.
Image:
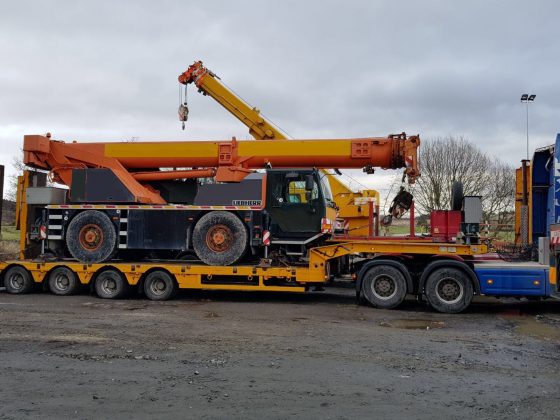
[0,237,485,313]
[1,168,487,314]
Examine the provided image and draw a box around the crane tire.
[451,181,464,211]
[94,269,129,299]
[424,267,473,314]
[4,266,34,294]
[193,211,248,266]
[66,210,117,263]
[143,270,177,301]
[361,265,407,309]
[48,266,80,296]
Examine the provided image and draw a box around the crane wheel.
[66,210,117,263]
[143,270,177,301]
[424,267,473,313]
[361,265,407,309]
[193,211,248,266]
[3,266,34,294]
[94,269,129,299]
[48,266,80,296]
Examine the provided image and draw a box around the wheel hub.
[79,224,104,251]
[206,224,233,253]
[372,275,397,300]
[436,278,463,303]
[56,275,70,289]
[151,279,166,295]
[9,274,23,290]
[102,279,117,293]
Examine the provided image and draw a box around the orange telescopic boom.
[23,133,419,204]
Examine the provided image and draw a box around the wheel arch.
[356,258,414,294]
[419,259,480,295]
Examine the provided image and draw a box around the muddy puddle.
[380,319,445,330]
[499,310,560,342]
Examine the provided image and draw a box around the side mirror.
[305,174,314,191]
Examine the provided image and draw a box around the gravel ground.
[0,288,559,419]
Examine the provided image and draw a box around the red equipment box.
[430,210,462,243]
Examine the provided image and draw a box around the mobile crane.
[5,165,490,313]
[178,61,391,236]
[21,131,419,267]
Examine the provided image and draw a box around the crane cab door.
[265,169,325,238]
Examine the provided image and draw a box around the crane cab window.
[287,180,318,204]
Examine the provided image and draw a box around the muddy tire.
[361,265,407,309]
[193,211,248,266]
[3,266,34,294]
[49,266,80,296]
[143,270,177,301]
[94,269,129,299]
[424,267,473,313]
[66,210,117,263]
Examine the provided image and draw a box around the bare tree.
[412,136,515,236]
[482,159,515,237]
[413,136,492,211]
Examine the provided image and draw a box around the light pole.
[520,93,536,160]
[519,94,535,245]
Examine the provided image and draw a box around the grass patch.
[1,225,19,241]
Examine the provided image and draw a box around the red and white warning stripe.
[40,225,47,240]
[262,230,271,246]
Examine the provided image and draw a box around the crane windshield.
[319,173,335,206]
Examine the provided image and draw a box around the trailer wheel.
[66,210,117,263]
[48,266,80,296]
[143,270,177,301]
[193,211,248,266]
[94,269,129,299]
[424,267,473,313]
[361,265,407,309]
[3,266,34,294]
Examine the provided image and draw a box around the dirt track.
[1,288,559,419]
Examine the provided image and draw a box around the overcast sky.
[1,0,558,205]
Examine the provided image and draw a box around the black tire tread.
[3,266,34,294]
[424,267,473,314]
[361,265,407,309]
[94,269,129,299]
[143,270,177,301]
[48,266,80,296]
[451,182,464,211]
